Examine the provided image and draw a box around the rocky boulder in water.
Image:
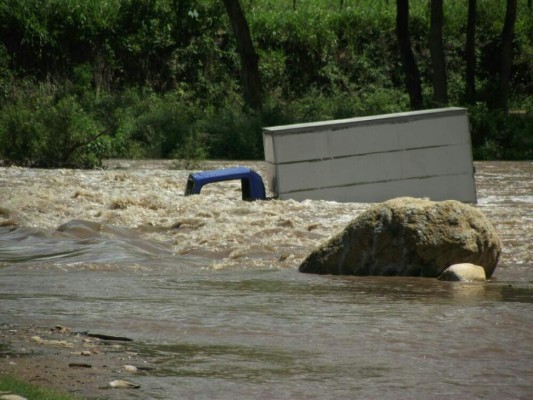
[299,197,502,278]
[438,263,487,282]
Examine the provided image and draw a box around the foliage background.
[0,0,531,167]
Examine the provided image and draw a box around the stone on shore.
[0,395,28,400]
[108,380,140,389]
[438,263,487,282]
[299,197,502,278]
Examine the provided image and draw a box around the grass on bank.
[0,375,80,400]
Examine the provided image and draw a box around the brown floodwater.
[0,160,532,399]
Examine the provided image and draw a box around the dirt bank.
[0,324,155,399]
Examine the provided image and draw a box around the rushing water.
[0,160,532,399]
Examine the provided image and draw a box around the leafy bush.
[0,81,109,168]
[469,101,533,160]
[200,102,264,160]
[171,127,209,170]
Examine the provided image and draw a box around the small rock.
[31,336,74,348]
[86,333,133,341]
[0,395,28,400]
[438,263,487,282]
[52,325,71,333]
[108,379,140,389]
[69,363,92,368]
[30,335,43,343]
[123,365,138,372]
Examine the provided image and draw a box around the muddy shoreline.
[0,324,154,399]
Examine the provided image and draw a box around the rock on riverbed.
[299,197,502,278]
[438,263,487,282]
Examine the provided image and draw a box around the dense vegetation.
[0,0,531,167]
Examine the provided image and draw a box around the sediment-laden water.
[0,160,532,399]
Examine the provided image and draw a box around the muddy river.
[0,160,531,399]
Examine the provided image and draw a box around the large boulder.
[299,197,502,278]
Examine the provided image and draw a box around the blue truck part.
[184,167,266,201]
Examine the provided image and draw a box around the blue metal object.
[184,167,266,201]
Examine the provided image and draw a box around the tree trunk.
[497,0,517,114]
[221,0,263,112]
[429,0,448,106]
[396,0,423,110]
[465,0,476,102]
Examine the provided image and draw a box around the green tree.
[395,0,423,109]
[429,0,448,106]
[221,0,262,112]
[465,0,477,102]
[497,0,517,113]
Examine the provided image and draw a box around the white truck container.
[262,107,477,203]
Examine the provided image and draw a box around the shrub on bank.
[0,81,109,168]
